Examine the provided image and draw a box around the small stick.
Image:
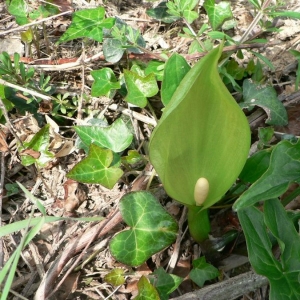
[0,11,73,36]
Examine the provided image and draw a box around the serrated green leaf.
[135,276,160,300]
[124,70,159,107]
[91,68,120,96]
[104,269,125,286]
[189,256,219,287]
[234,140,300,211]
[204,0,233,30]
[67,144,123,188]
[150,267,183,300]
[58,7,114,43]
[149,44,250,209]
[240,79,288,126]
[110,191,178,266]
[161,53,191,106]
[74,118,133,153]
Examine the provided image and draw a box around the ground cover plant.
[0,0,300,299]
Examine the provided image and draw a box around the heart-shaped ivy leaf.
[110,191,178,266]
[91,68,120,96]
[204,0,233,30]
[74,118,133,153]
[124,70,159,108]
[67,144,123,188]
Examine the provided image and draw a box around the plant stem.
[187,206,210,243]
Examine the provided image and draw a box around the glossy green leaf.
[135,276,160,300]
[104,269,125,286]
[91,68,120,96]
[234,140,300,211]
[161,53,190,106]
[145,61,165,81]
[149,44,250,209]
[238,199,300,300]
[189,256,220,287]
[58,7,114,43]
[20,124,54,167]
[203,0,233,30]
[240,79,288,126]
[150,267,183,300]
[239,148,271,184]
[74,118,133,153]
[110,191,178,266]
[124,70,159,108]
[67,144,123,188]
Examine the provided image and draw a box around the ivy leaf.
[91,68,121,96]
[240,79,288,126]
[104,269,125,286]
[234,140,300,211]
[58,7,114,43]
[110,191,178,266]
[103,38,124,63]
[135,276,160,300]
[161,53,191,106]
[146,1,180,23]
[238,199,300,300]
[67,144,123,189]
[150,267,183,300]
[20,124,54,167]
[124,70,159,108]
[6,0,28,25]
[189,256,219,287]
[74,118,133,153]
[204,0,233,30]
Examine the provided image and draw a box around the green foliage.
[166,0,199,24]
[5,0,58,25]
[240,79,288,126]
[19,124,55,167]
[0,52,35,85]
[58,7,114,43]
[135,276,160,300]
[161,53,190,106]
[149,44,250,241]
[234,139,300,211]
[189,256,220,287]
[150,268,183,300]
[104,269,126,286]
[67,144,123,188]
[74,118,133,153]
[238,199,300,300]
[203,0,234,30]
[110,191,178,266]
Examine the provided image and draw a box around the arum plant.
[149,43,251,242]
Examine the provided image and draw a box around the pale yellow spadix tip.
[194,177,209,206]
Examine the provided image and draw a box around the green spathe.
[149,44,250,209]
